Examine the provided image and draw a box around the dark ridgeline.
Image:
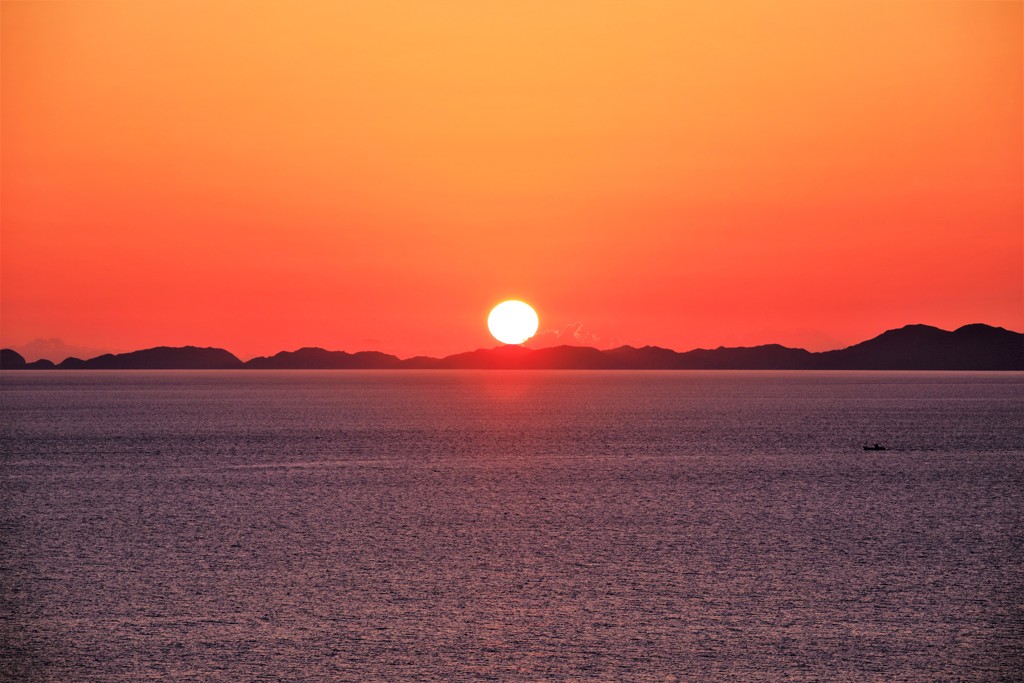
[56,346,243,370]
[0,349,55,369]
[406,324,1021,369]
[813,323,1024,370]
[2,323,1022,370]
[245,348,402,369]
[1,349,27,369]
[674,344,815,370]
[416,344,621,369]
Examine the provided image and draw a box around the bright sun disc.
[487,300,539,345]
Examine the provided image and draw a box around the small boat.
[863,443,887,451]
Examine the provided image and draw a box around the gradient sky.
[2,1,1021,361]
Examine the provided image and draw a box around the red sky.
[2,1,1021,361]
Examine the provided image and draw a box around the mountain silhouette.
[245,347,402,369]
[401,344,618,369]
[813,324,1023,370]
[1,324,1021,371]
[1,349,27,369]
[676,344,815,369]
[399,325,1020,369]
[56,346,243,369]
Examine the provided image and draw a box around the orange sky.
[2,1,1021,361]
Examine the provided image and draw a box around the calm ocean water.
[1,370,1022,681]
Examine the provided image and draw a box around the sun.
[487,300,539,345]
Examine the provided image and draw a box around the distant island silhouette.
[2,324,1022,371]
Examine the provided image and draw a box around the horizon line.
[3,322,1021,367]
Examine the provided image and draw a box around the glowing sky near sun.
[2,1,1021,360]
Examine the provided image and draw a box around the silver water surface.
[1,371,1022,681]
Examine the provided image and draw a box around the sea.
[1,370,1022,682]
